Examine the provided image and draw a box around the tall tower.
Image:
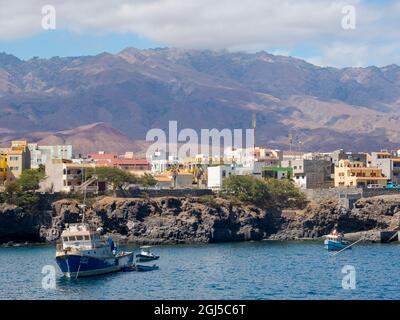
[252,112,257,158]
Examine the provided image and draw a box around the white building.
[149,150,179,174]
[28,144,73,169]
[207,165,236,190]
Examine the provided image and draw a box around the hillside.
[1,48,400,152]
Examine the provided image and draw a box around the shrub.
[221,175,307,209]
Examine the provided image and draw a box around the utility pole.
[289,131,293,154]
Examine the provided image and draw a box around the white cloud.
[0,0,399,67]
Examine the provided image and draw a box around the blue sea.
[0,241,399,300]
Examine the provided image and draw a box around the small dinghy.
[324,230,351,251]
[122,264,159,272]
[135,246,160,262]
[135,264,159,272]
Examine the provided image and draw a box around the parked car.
[366,184,384,189]
[384,183,400,189]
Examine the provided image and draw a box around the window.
[84,235,90,240]
[76,236,83,241]
[68,236,76,241]
[63,237,68,242]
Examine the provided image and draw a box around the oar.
[387,231,399,243]
[330,238,363,256]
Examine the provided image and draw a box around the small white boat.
[56,223,134,278]
[135,246,160,262]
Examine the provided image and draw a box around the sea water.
[0,241,398,300]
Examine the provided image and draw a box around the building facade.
[334,159,388,187]
[29,144,73,169]
[207,165,235,190]
[7,140,31,180]
[281,159,332,189]
[41,159,97,193]
[370,151,400,184]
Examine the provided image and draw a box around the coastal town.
[0,139,399,194]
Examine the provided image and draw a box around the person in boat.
[107,237,116,255]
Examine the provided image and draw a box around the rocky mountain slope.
[1,49,400,152]
[0,122,148,155]
[1,195,399,245]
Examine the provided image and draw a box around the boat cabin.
[61,223,101,250]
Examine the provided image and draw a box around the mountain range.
[1,48,400,154]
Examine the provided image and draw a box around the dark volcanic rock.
[0,203,51,243]
[87,197,268,244]
[1,195,400,244]
[271,196,399,241]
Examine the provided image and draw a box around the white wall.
[207,166,234,190]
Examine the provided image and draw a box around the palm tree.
[170,164,179,189]
[193,164,205,188]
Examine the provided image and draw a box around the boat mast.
[80,164,87,223]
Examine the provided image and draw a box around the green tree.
[221,175,307,209]
[139,173,157,187]
[16,169,45,192]
[87,167,138,193]
[221,175,271,207]
[3,169,45,207]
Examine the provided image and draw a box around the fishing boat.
[56,223,134,278]
[324,230,351,251]
[135,246,160,262]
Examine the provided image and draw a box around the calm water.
[0,241,399,300]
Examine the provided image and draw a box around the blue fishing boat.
[56,223,134,278]
[324,230,351,251]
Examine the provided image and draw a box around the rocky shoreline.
[1,195,399,246]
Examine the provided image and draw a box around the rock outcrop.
[0,203,51,243]
[271,195,400,241]
[42,197,273,244]
[1,195,400,245]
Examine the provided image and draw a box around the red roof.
[88,153,118,160]
[111,159,149,166]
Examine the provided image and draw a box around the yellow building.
[6,140,31,181]
[0,148,7,183]
[334,159,388,187]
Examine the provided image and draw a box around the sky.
[0,0,399,68]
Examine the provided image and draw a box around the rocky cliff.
[271,195,400,241]
[0,203,51,243]
[40,197,275,244]
[1,195,400,245]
